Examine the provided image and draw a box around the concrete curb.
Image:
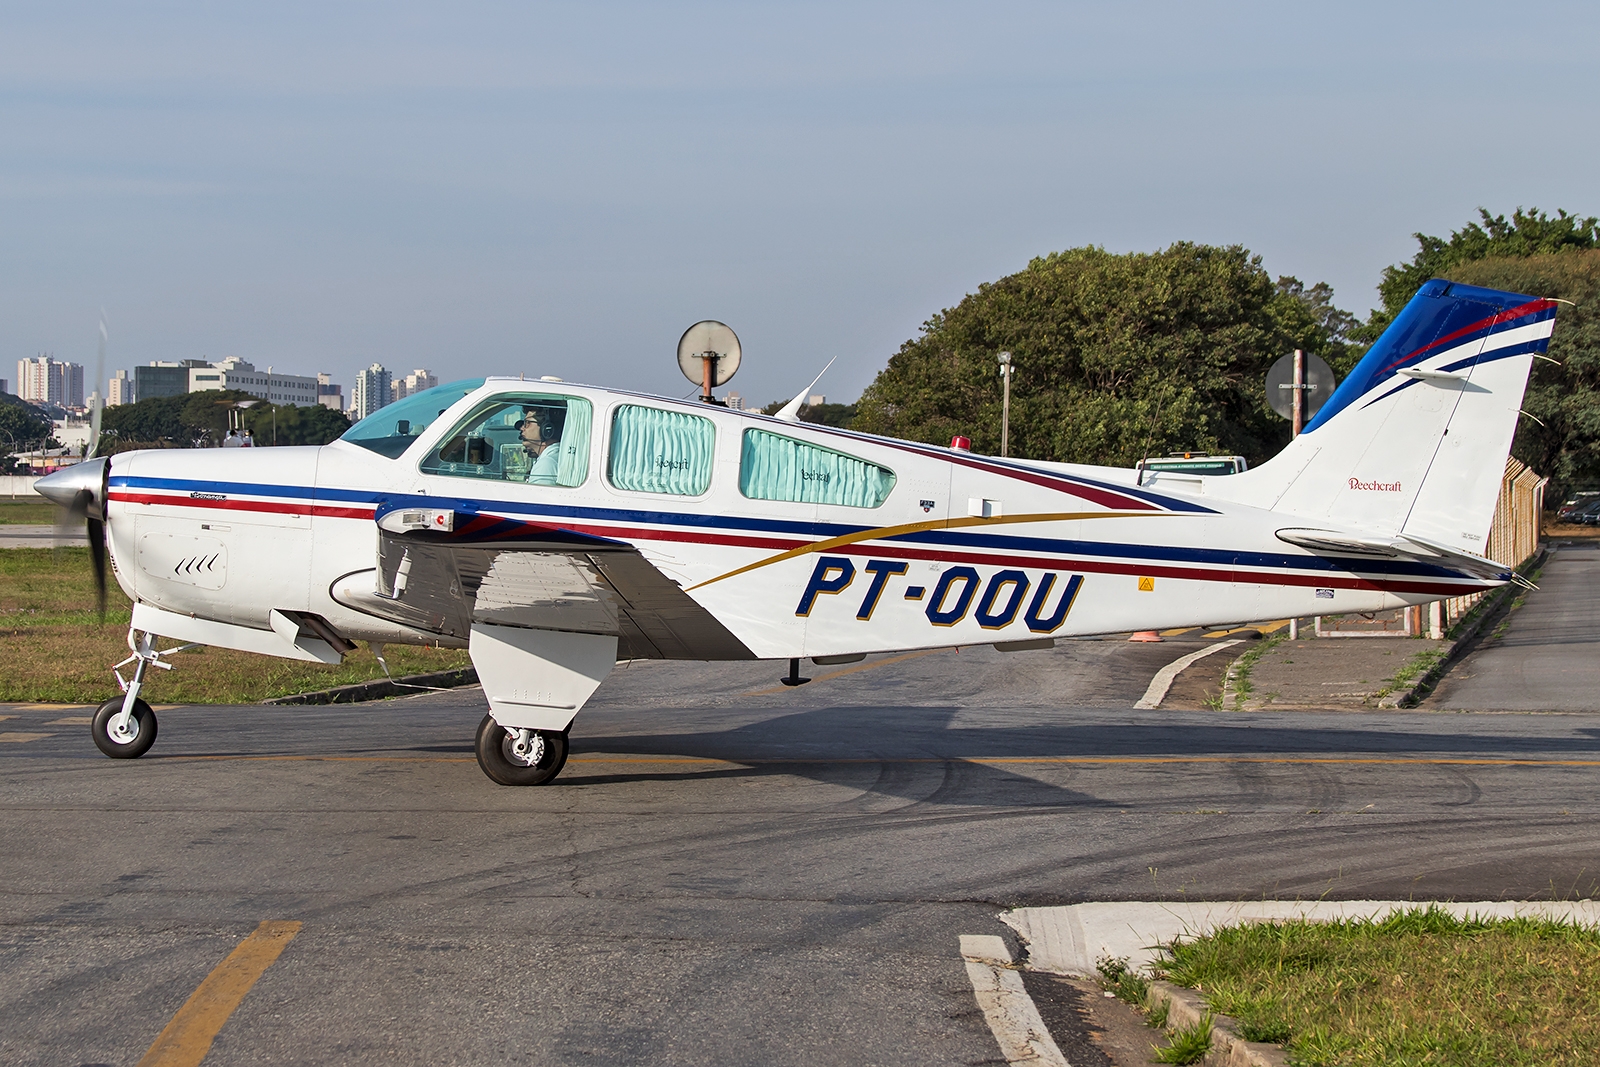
[1379,543,1550,709]
[1145,981,1287,1067]
[262,667,478,705]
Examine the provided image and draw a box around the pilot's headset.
[525,402,565,441]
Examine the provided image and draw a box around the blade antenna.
[774,356,837,423]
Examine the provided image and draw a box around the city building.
[351,364,393,421]
[0,378,8,395]
[317,373,344,412]
[393,368,438,401]
[16,356,85,409]
[134,360,209,402]
[187,357,319,406]
[724,391,745,411]
[106,370,133,407]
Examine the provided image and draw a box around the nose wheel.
[474,713,569,786]
[91,697,157,759]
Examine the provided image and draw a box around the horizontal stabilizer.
[1275,526,1512,582]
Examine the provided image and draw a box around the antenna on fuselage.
[677,320,741,406]
[774,355,837,423]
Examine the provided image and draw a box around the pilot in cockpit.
[517,402,565,485]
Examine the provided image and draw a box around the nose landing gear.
[474,713,569,786]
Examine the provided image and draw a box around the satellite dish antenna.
[677,320,741,403]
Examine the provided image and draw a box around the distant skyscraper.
[317,372,344,412]
[16,356,85,409]
[107,370,132,406]
[0,378,8,395]
[724,391,744,411]
[393,368,438,401]
[352,364,393,421]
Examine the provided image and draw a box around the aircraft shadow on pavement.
[560,704,1600,805]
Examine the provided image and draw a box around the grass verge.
[1223,632,1285,709]
[0,497,62,525]
[1,547,470,704]
[1154,905,1600,1066]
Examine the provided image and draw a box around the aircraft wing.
[330,510,754,661]
[1274,526,1514,583]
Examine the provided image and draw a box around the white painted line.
[1004,900,1600,976]
[959,934,1070,1067]
[1133,639,1243,709]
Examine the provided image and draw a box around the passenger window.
[739,429,896,508]
[420,394,591,487]
[607,405,715,496]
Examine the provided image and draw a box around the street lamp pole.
[997,351,1013,458]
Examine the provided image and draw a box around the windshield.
[340,379,484,458]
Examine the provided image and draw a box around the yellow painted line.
[16,703,91,710]
[136,920,301,1067]
[742,647,955,697]
[0,715,15,721]
[0,732,53,743]
[169,755,476,763]
[1159,628,1195,636]
[46,716,93,725]
[687,509,1169,591]
[1254,620,1291,634]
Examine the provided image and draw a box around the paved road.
[5,644,1600,1065]
[1428,541,1600,711]
[0,524,84,549]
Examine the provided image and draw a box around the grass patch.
[1224,632,1285,708]
[1097,954,1149,1006]
[0,547,470,704]
[0,497,62,525]
[1154,905,1600,1066]
[1374,646,1448,700]
[1152,1013,1212,1064]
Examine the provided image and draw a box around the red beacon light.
[949,435,972,452]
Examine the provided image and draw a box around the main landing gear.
[474,713,569,786]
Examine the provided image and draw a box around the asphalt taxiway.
[5,633,1599,1066]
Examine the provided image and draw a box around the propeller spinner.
[36,458,110,615]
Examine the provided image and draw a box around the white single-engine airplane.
[38,280,1558,785]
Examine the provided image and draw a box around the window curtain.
[739,429,895,508]
[608,405,715,495]
[554,398,592,487]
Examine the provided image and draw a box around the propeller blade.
[86,515,107,618]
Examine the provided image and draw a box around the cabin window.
[739,429,896,508]
[607,405,714,496]
[419,394,592,486]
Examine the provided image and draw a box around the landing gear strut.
[92,629,196,760]
[474,713,569,786]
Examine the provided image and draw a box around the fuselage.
[99,377,1494,662]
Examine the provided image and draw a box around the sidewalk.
[1232,630,1448,710]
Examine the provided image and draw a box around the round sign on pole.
[1265,352,1337,421]
[677,321,742,388]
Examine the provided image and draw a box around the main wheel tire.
[91,697,157,759]
[474,713,569,786]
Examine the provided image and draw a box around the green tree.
[0,396,53,472]
[1364,207,1598,336]
[853,243,1345,466]
[1442,250,1600,496]
[241,402,351,445]
[99,395,190,452]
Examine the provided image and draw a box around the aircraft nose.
[35,457,108,510]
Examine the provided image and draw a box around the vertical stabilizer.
[1211,279,1557,551]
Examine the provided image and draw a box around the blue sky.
[3,2,1596,408]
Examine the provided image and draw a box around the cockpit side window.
[419,394,592,486]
